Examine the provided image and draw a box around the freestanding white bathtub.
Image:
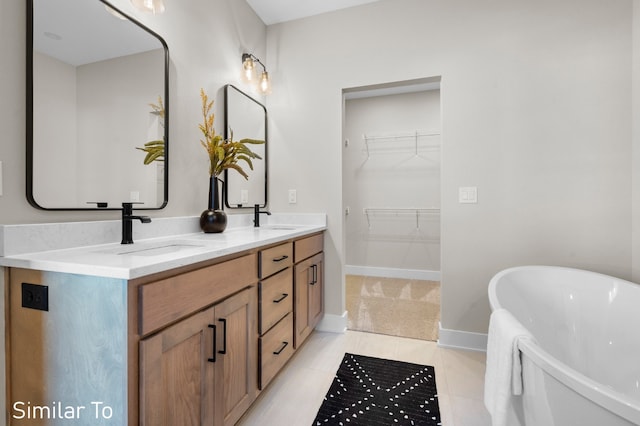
[488,266,640,426]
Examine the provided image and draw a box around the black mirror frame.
[25,0,170,211]
[223,84,268,209]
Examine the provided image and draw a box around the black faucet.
[254,204,271,227]
[121,202,151,244]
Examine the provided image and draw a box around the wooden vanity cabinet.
[137,254,258,426]
[294,234,325,348]
[6,231,323,426]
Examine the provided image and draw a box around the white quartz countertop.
[0,215,326,280]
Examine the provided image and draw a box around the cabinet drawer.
[259,312,294,389]
[139,254,257,336]
[259,268,293,335]
[259,242,293,278]
[294,233,323,262]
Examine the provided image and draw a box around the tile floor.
[238,330,492,426]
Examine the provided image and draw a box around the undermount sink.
[95,241,207,256]
[259,225,300,230]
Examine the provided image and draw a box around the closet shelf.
[362,131,440,157]
[363,207,440,229]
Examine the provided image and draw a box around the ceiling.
[34,0,162,66]
[245,0,383,25]
[34,0,382,66]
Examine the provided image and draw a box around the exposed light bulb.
[258,71,271,95]
[242,57,256,82]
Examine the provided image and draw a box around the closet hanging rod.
[362,132,440,141]
[362,131,440,157]
[363,208,440,229]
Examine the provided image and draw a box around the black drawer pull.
[272,255,289,262]
[208,324,217,363]
[273,341,289,355]
[273,293,289,303]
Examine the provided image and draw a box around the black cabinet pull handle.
[273,293,289,303]
[310,264,318,285]
[272,255,289,262]
[218,318,227,354]
[273,341,289,355]
[208,324,217,363]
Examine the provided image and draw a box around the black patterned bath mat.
[313,353,441,425]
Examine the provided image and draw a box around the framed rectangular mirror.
[27,0,169,210]
[224,84,267,209]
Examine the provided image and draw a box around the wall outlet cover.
[22,282,49,311]
[459,186,478,203]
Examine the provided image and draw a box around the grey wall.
[265,0,634,334]
[633,1,640,282]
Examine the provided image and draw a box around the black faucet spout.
[132,216,152,223]
[121,202,152,244]
[253,204,271,227]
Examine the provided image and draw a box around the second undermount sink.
[259,225,300,231]
[95,240,207,256]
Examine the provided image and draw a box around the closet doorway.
[342,78,441,341]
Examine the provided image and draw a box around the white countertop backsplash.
[0,213,326,279]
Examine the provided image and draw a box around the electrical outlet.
[22,283,48,311]
[240,190,249,204]
[288,189,297,204]
[130,191,140,202]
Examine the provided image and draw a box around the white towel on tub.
[484,308,534,426]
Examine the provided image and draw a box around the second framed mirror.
[224,84,267,208]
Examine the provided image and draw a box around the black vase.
[200,176,227,233]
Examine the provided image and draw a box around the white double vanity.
[0,213,326,425]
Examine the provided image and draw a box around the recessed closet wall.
[343,88,441,279]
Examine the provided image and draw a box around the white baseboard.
[437,322,487,352]
[316,311,348,333]
[345,265,440,281]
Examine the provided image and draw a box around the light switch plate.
[459,186,477,203]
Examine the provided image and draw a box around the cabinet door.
[294,252,324,348]
[308,253,324,330]
[214,287,258,426]
[140,307,216,426]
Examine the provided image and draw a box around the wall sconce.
[242,53,272,95]
[131,0,165,14]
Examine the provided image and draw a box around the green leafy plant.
[199,88,264,178]
[136,96,165,164]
